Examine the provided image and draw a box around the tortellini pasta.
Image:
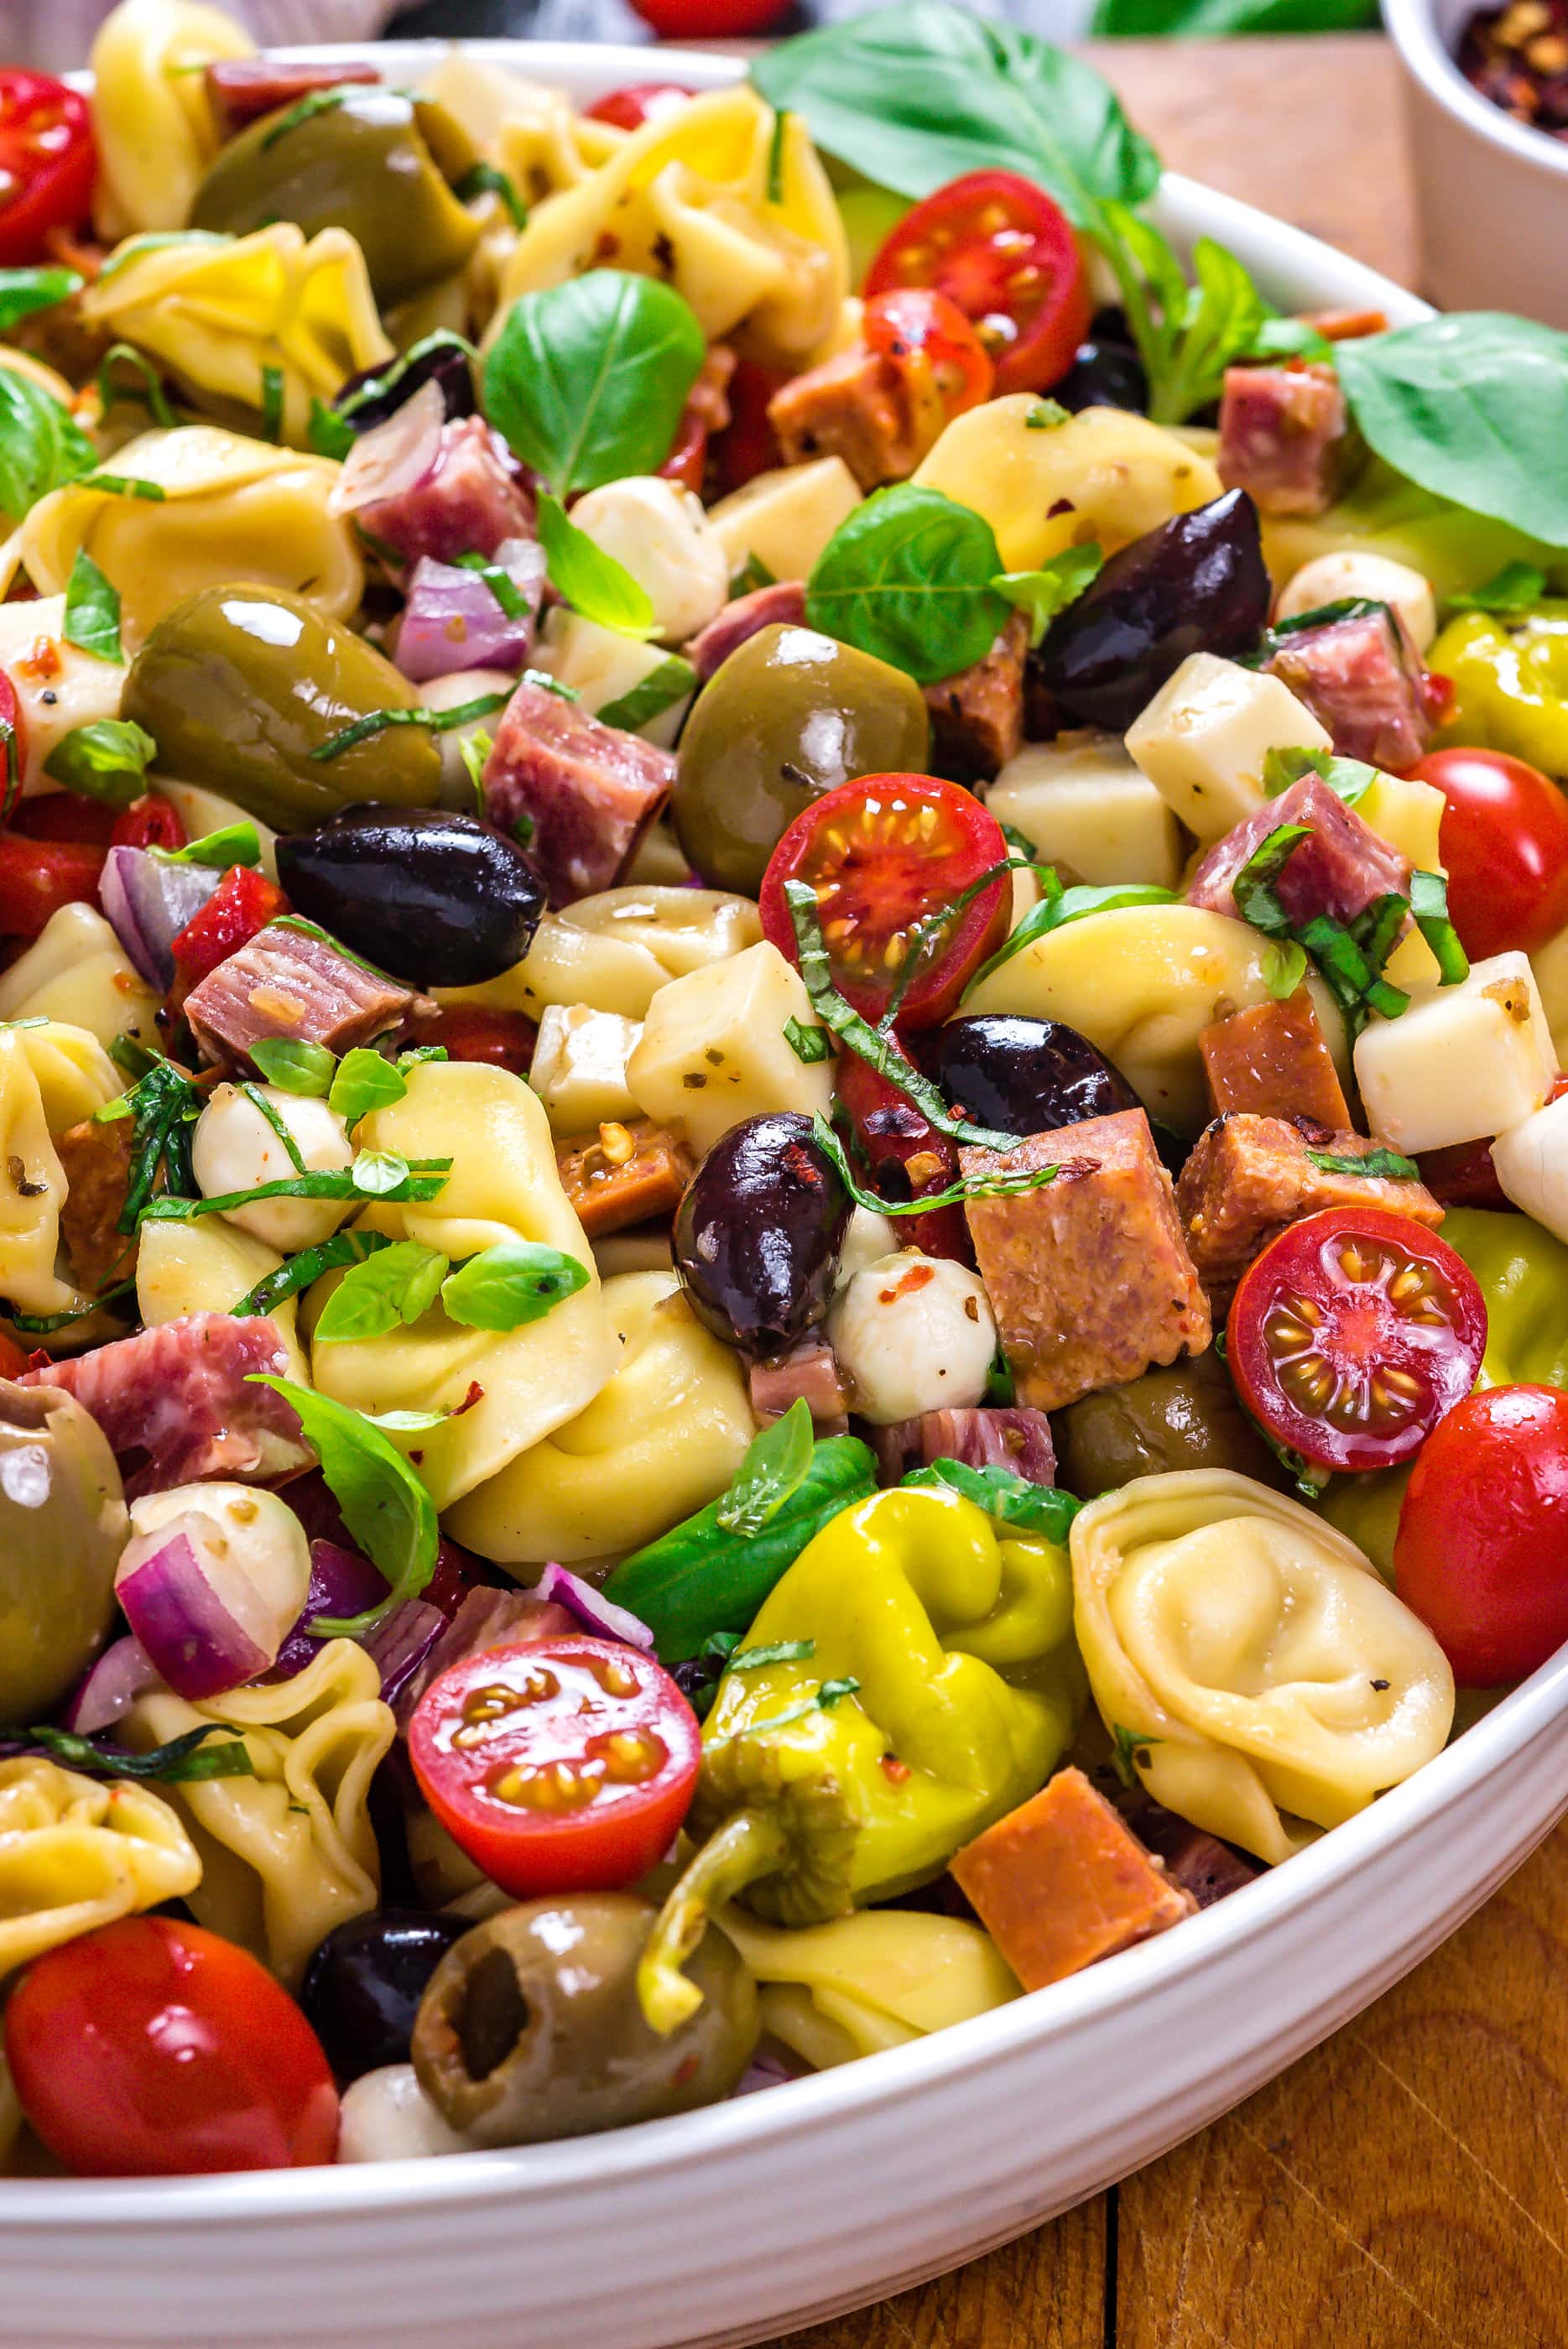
[306,1061,617,1508]
[0,596,128,795]
[122,1640,393,1987]
[88,0,254,239]
[81,226,393,451]
[962,904,1351,1135]
[0,904,160,1051]
[0,1756,201,1977]
[439,885,762,1024]
[448,1269,755,1566]
[0,1021,122,1318]
[717,1907,1018,2072]
[1071,1470,1456,1865]
[420,53,622,208]
[492,86,849,367]
[21,427,364,646]
[136,1216,309,1383]
[155,779,279,881]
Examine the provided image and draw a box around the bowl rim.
[1384,0,1568,181]
[8,34,1487,2227]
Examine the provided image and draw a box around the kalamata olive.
[1038,489,1271,732]
[275,807,545,987]
[300,1910,470,2084]
[921,1016,1140,1137]
[334,339,476,436]
[1054,1354,1287,1497]
[674,1111,852,1358]
[1053,336,1149,415]
[0,1381,126,1719]
[411,1893,758,2146]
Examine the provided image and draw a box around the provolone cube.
[1357,771,1448,989]
[539,610,692,749]
[706,457,861,584]
[987,737,1185,888]
[1492,1092,1568,1243]
[530,1003,643,1135]
[1353,951,1559,1153]
[626,940,834,1158]
[1125,654,1331,843]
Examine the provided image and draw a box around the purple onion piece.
[532,1563,655,1651]
[362,1599,445,1713]
[331,377,445,518]
[61,1635,161,1733]
[392,1585,579,1730]
[115,1526,271,1701]
[99,846,221,989]
[271,1539,390,1680]
[393,535,545,682]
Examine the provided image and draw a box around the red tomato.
[834,1050,972,1263]
[10,795,115,846]
[410,1637,701,1900]
[1395,1385,1568,1686]
[0,72,95,268]
[111,793,185,854]
[169,865,288,994]
[759,773,1011,1030]
[862,287,994,438]
[1227,1208,1487,1473]
[584,83,697,133]
[863,169,1091,397]
[625,0,787,35]
[1408,747,1568,958]
[0,835,104,935]
[3,1916,338,2175]
[404,1001,538,1076]
[0,668,26,820]
[709,357,788,499]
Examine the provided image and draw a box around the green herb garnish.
[309,690,512,763]
[715,1398,815,1537]
[62,549,122,665]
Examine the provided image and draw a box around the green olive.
[0,1380,126,1720]
[122,584,446,832]
[1055,1352,1287,1497]
[672,623,931,896]
[411,1894,758,2146]
[190,90,481,309]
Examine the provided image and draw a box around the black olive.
[1037,489,1272,732]
[275,805,545,987]
[1052,337,1149,415]
[333,338,476,435]
[921,1016,1140,1137]
[300,1909,470,2082]
[673,1111,851,1358]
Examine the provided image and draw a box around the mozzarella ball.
[1274,553,1437,656]
[191,1081,354,1253]
[833,1206,900,1296]
[1492,1091,1568,1242]
[338,2066,480,2162]
[827,1250,998,1425]
[123,1482,312,1662]
[566,476,730,645]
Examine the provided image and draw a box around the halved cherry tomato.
[0,668,25,821]
[409,1637,701,1901]
[0,835,104,935]
[862,287,994,440]
[710,357,789,499]
[585,82,697,133]
[112,794,186,854]
[1227,1207,1487,1474]
[834,1050,972,1263]
[404,1001,538,1076]
[0,72,96,269]
[759,773,1011,1031]
[1406,747,1568,959]
[1395,1384,1568,1686]
[863,169,1091,397]
[3,1916,339,2175]
[169,864,288,996]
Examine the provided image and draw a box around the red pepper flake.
[880,1753,911,1784]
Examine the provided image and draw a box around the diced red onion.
[61,1634,161,1733]
[330,377,445,518]
[271,1539,386,1680]
[115,1521,273,1701]
[362,1600,445,1712]
[99,845,221,989]
[533,1562,654,1651]
[732,2047,805,2097]
[393,536,546,683]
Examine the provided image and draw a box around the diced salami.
[205,60,379,134]
[872,1404,1057,1486]
[183,921,414,1068]
[21,1313,310,1496]
[1217,362,1347,516]
[685,581,807,681]
[1200,990,1352,1128]
[55,1115,136,1296]
[749,1335,849,1434]
[925,612,1029,785]
[1264,602,1435,770]
[555,1118,693,1238]
[483,680,675,904]
[1186,772,1410,930]
[767,345,925,490]
[346,414,534,573]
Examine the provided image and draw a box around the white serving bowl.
[1388,0,1568,324]
[7,43,1555,2349]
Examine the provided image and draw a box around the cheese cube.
[706,457,861,584]
[626,940,834,1158]
[1353,951,1560,1152]
[1357,771,1448,989]
[530,1003,643,1135]
[538,609,692,749]
[1125,654,1331,843]
[1492,1092,1568,1243]
[987,736,1185,888]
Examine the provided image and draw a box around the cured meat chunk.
[555,1119,693,1239]
[768,346,925,489]
[925,612,1029,784]
[1217,361,1347,516]
[1186,771,1410,930]
[1112,1789,1261,1909]
[685,581,806,681]
[348,414,534,572]
[961,1109,1211,1414]
[183,921,413,1067]
[484,680,675,904]
[1199,990,1352,1128]
[21,1313,310,1496]
[205,60,379,134]
[1263,602,1435,770]
[872,1405,1057,1486]
[56,1115,137,1295]
[749,1336,850,1434]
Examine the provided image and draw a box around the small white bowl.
[1388,0,1568,323]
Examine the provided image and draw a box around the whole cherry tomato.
[409,1636,701,1901]
[862,287,994,440]
[1227,1207,1487,1473]
[1408,747,1568,959]
[0,835,105,935]
[111,794,186,854]
[403,1001,538,1076]
[0,71,95,268]
[585,83,697,133]
[3,1916,339,2175]
[1395,1384,1568,1686]
[863,169,1091,396]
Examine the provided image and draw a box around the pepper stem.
[636,1807,788,2038]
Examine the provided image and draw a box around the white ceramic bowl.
[8,43,1555,2349]
[1388,0,1568,324]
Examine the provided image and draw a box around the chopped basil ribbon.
[248,1039,336,1096]
[241,1081,306,1172]
[308,398,357,461]
[82,473,166,502]
[0,266,81,330]
[94,231,232,283]
[310,690,513,763]
[712,1675,863,1742]
[1409,866,1469,984]
[453,549,530,621]
[730,552,775,596]
[1305,1147,1421,1180]
[1232,821,1410,1036]
[1,1279,137,1334]
[312,1239,449,1344]
[440,1241,591,1331]
[154,821,262,871]
[454,160,528,229]
[97,1057,203,1234]
[1244,604,1394,678]
[260,363,285,445]
[337,334,476,430]
[458,729,493,815]
[596,655,697,734]
[878,853,1043,1032]
[812,1111,1060,1218]
[231,1227,396,1320]
[42,718,156,808]
[15,1721,256,1784]
[329,1046,409,1124]
[261,85,360,148]
[139,1154,451,1226]
[95,341,175,430]
[247,1375,439,1640]
[1446,561,1547,616]
[64,550,123,664]
[728,1638,815,1671]
[766,107,789,205]
[818,1677,861,1708]
[536,489,656,638]
[715,1399,815,1537]
[783,1016,830,1065]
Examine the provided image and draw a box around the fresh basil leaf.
[61,549,123,665]
[313,1239,450,1344]
[42,718,156,808]
[352,1148,413,1197]
[716,1398,815,1538]
[455,159,527,230]
[329,1048,407,1125]
[308,397,357,461]
[440,1240,591,1331]
[1262,743,1381,805]
[991,544,1102,647]
[784,1015,830,1065]
[1446,560,1548,615]
[0,266,81,330]
[596,655,697,735]
[484,269,706,497]
[966,880,1177,990]
[0,368,95,528]
[247,1374,439,1637]
[155,821,262,870]
[230,1227,394,1320]
[901,1457,1081,1543]
[1304,1146,1420,1180]
[1248,315,1335,362]
[806,483,1008,685]
[535,489,655,637]
[17,1721,255,1784]
[249,1038,336,1096]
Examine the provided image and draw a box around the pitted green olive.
[1055,1352,1286,1497]
[122,584,446,832]
[190,89,481,309]
[0,1380,126,1720]
[411,1893,758,2146]
[671,623,931,897]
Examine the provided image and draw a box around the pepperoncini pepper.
[637,1485,1083,2034]
[1429,605,1568,778]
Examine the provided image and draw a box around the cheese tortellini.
[136,1216,310,1383]
[88,0,254,239]
[448,1269,754,1567]
[0,1757,201,1977]
[0,904,161,1050]
[122,1640,393,1987]
[420,53,622,210]
[1071,1470,1456,1865]
[718,1907,1018,2072]
[439,885,762,1025]
[0,1021,122,1319]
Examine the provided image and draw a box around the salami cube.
[1217,362,1347,516]
[484,680,675,906]
[183,921,413,1068]
[1199,990,1352,1128]
[1186,770,1411,930]
[1264,602,1435,771]
[924,612,1030,784]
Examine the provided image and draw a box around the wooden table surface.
[753,36,1567,2349]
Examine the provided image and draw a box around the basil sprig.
[535,489,655,638]
[43,718,156,806]
[806,485,1008,685]
[62,549,123,665]
[0,368,95,528]
[715,1399,815,1538]
[902,1458,1081,1544]
[248,1375,438,1639]
[484,269,706,497]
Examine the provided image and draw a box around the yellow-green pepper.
[1429,605,1568,779]
[638,1485,1082,2032]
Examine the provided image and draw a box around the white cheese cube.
[706,456,861,584]
[1353,951,1560,1153]
[539,609,693,749]
[1492,1092,1568,1243]
[1125,654,1332,843]
[1356,771,1448,989]
[987,736,1185,888]
[530,1003,643,1135]
[566,476,728,645]
[626,940,834,1158]
[1274,553,1437,655]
